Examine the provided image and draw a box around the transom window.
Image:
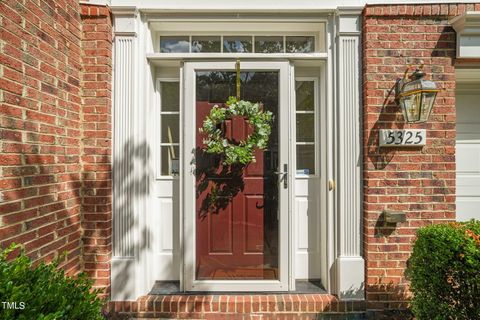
[159,35,316,53]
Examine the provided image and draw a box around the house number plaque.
[379,129,426,147]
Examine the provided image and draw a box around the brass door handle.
[328,179,335,191]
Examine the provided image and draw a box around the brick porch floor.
[106,294,366,319]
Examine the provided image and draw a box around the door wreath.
[199,96,273,165]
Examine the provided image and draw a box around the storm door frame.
[182,61,292,292]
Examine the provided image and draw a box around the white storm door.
[183,61,291,291]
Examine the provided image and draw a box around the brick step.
[125,313,367,319]
[106,294,366,319]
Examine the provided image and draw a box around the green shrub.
[406,220,480,320]
[0,244,105,320]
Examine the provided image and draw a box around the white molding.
[112,7,138,36]
[109,9,367,300]
[450,12,480,59]
[112,34,137,301]
[337,37,361,256]
[111,258,135,301]
[110,0,476,10]
[149,20,327,32]
[366,0,479,3]
[334,11,364,300]
[147,53,328,65]
[112,36,135,259]
[111,0,354,11]
[336,6,363,16]
[322,13,336,296]
[336,257,365,299]
[136,14,152,300]
[111,6,138,15]
[289,62,296,290]
[336,7,362,35]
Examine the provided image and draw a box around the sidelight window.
[295,79,317,175]
[158,80,180,176]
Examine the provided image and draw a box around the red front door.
[195,70,279,280]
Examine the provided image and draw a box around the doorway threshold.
[149,279,326,295]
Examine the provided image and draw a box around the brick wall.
[0,0,113,297]
[0,0,84,273]
[362,3,480,317]
[80,4,113,297]
[3,0,480,314]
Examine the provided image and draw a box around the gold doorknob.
[328,179,335,191]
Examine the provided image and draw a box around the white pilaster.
[335,8,364,300]
[111,7,139,301]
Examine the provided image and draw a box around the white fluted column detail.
[113,36,135,259]
[111,8,138,301]
[335,9,364,300]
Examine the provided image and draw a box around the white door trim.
[111,10,364,300]
[182,61,291,291]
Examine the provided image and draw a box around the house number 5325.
[379,129,426,147]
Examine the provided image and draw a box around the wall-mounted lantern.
[395,64,439,123]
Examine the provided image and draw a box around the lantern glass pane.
[400,93,421,123]
[402,79,422,95]
[419,91,437,122]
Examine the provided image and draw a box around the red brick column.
[80,4,113,298]
[362,3,480,317]
[0,0,83,273]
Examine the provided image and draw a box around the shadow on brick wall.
[0,144,84,274]
[365,82,404,171]
[365,282,413,320]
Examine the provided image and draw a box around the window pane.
[296,114,314,142]
[160,36,189,53]
[286,36,315,53]
[161,145,180,175]
[254,36,283,53]
[196,71,233,102]
[296,81,314,111]
[160,82,179,112]
[223,36,252,53]
[296,145,315,175]
[195,69,280,280]
[192,36,221,53]
[161,114,179,143]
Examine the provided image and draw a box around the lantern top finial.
[409,68,425,81]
